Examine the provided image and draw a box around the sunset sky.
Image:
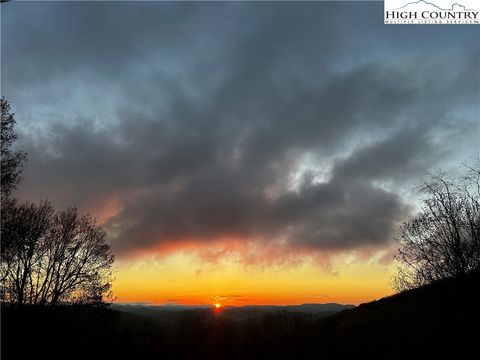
[1,1,478,306]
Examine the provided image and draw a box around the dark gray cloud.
[2,2,478,260]
[332,127,437,184]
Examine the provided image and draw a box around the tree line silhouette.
[1,98,114,306]
[393,163,480,291]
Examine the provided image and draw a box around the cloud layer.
[2,2,478,262]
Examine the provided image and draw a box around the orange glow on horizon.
[112,248,395,306]
[214,303,221,309]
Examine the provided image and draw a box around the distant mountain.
[3,273,478,359]
[113,302,353,313]
[286,302,355,312]
[113,303,211,311]
[112,302,355,323]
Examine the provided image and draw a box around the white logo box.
[384,0,480,24]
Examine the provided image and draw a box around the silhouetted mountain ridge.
[2,272,478,359]
[111,302,353,324]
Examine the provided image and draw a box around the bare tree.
[0,200,54,304]
[1,200,115,305]
[1,98,114,305]
[393,163,480,292]
[1,98,27,200]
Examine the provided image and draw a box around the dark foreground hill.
[2,272,479,359]
[307,270,480,358]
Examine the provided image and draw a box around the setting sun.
[214,303,221,309]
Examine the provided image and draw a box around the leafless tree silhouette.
[1,98,114,305]
[393,162,480,291]
[1,98,27,200]
[1,200,115,305]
